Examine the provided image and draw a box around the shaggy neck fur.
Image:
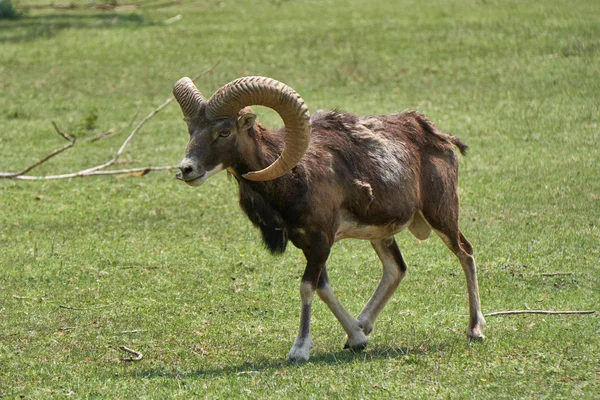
[233,123,290,254]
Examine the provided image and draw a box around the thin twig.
[485,310,596,317]
[14,165,176,180]
[0,122,75,178]
[0,142,74,178]
[59,303,113,311]
[13,295,47,301]
[0,62,219,180]
[78,62,219,176]
[59,326,79,331]
[59,305,87,310]
[52,121,75,142]
[539,272,574,277]
[120,330,146,334]
[77,98,174,175]
[118,346,144,361]
[90,128,116,142]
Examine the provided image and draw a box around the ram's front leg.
[288,231,330,362]
[288,281,316,362]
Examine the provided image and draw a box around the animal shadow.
[0,12,148,43]
[130,341,455,381]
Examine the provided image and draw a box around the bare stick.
[0,122,75,178]
[59,326,79,331]
[52,121,75,142]
[60,305,87,311]
[90,128,116,142]
[59,303,113,311]
[76,98,174,175]
[0,62,219,180]
[82,62,219,174]
[118,346,144,361]
[14,165,175,180]
[13,295,47,301]
[539,272,573,277]
[485,310,596,317]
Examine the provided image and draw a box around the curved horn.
[173,77,206,120]
[206,76,310,181]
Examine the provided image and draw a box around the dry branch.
[539,272,574,277]
[0,122,74,178]
[90,128,116,142]
[59,305,87,310]
[0,62,219,181]
[13,295,46,301]
[59,303,113,310]
[485,310,596,317]
[118,345,143,361]
[59,326,79,331]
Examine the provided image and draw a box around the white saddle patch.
[335,213,411,242]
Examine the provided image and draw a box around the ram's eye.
[219,130,232,138]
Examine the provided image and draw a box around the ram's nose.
[176,164,194,181]
[177,159,195,181]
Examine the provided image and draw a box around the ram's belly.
[334,215,411,242]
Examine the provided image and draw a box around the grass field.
[1,0,599,398]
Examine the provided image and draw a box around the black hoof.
[344,341,367,352]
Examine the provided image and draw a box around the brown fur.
[178,106,484,360]
[233,109,465,246]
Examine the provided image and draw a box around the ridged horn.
[205,76,310,181]
[173,77,206,120]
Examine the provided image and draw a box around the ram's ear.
[237,107,256,132]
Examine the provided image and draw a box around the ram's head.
[173,76,311,186]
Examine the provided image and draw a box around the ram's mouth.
[176,164,225,187]
[182,172,207,187]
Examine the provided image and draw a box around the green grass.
[1,0,599,398]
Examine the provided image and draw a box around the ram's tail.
[448,134,468,156]
[411,110,469,156]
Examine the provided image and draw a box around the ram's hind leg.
[419,160,485,340]
[435,227,485,340]
[354,237,407,339]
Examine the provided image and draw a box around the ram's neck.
[235,173,290,255]
[228,122,294,253]
[230,122,285,178]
